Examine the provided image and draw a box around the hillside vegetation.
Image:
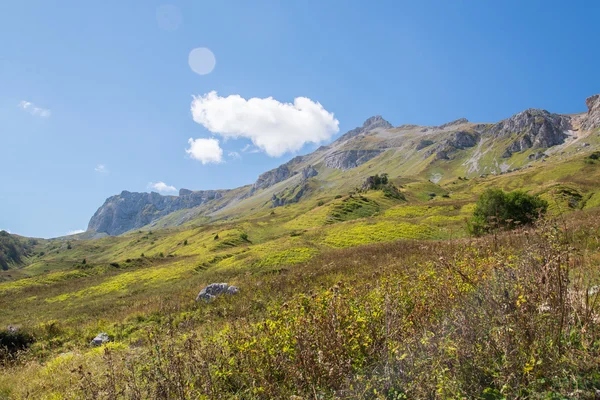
[1,101,600,398]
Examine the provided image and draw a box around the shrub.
[468,188,547,236]
[0,329,34,362]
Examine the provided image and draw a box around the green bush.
[468,188,547,236]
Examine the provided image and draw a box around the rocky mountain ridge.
[88,189,228,236]
[87,94,600,236]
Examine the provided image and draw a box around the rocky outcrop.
[271,183,311,208]
[337,115,393,143]
[324,150,383,170]
[91,333,110,346]
[196,283,239,302]
[251,165,292,193]
[88,189,226,236]
[437,118,469,130]
[424,131,478,160]
[488,109,571,157]
[250,156,306,194]
[416,139,434,150]
[447,131,478,149]
[581,94,600,131]
[301,165,318,179]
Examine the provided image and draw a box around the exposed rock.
[324,150,383,170]
[301,165,318,179]
[437,118,469,129]
[447,131,477,149]
[336,115,393,142]
[252,165,292,193]
[250,156,306,194]
[91,332,110,346]
[271,183,310,207]
[88,189,226,236]
[581,94,600,131]
[528,152,547,161]
[488,109,571,157]
[416,139,434,151]
[196,283,239,302]
[424,131,477,160]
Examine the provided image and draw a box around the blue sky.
[1,0,598,238]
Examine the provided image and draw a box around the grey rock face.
[424,131,478,160]
[252,165,292,193]
[447,131,477,149]
[324,150,383,170]
[416,139,434,151]
[488,109,571,157]
[250,156,306,194]
[91,332,110,346]
[337,115,393,143]
[301,165,318,179]
[196,283,240,302]
[581,94,600,131]
[88,189,225,236]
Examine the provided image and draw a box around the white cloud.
[67,229,85,235]
[18,100,51,118]
[148,181,177,194]
[94,164,108,173]
[185,137,223,164]
[228,151,241,159]
[190,91,339,157]
[241,144,261,154]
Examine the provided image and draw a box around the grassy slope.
[1,140,600,398]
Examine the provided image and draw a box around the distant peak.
[586,94,600,112]
[362,115,393,130]
[179,188,193,196]
[437,118,469,129]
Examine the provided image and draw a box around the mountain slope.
[87,94,600,236]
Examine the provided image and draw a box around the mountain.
[87,94,600,236]
[87,189,230,236]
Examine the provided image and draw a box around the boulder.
[91,332,110,346]
[196,283,240,302]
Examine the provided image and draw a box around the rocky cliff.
[87,189,227,236]
[582,94,600,131]
[486,109,571,157]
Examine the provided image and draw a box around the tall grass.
[3,217,597,399]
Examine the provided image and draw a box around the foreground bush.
[0,329,34,363]
[469,188,548,236]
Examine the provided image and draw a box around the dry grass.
[3,210,600,399]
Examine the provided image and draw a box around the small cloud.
[148,181,177,194]
[241,144,261,154]
[95,164,108,173]
[191,91,339,157]
[228,151,241,160]
[67,229,85,235]
[186,137,223,164]
[18,100,51,118]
